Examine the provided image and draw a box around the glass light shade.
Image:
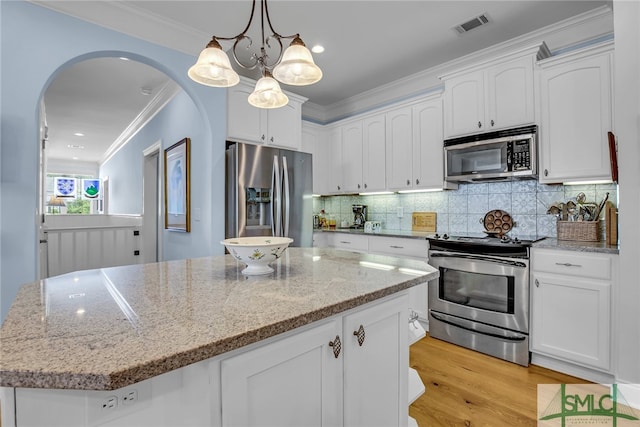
[248,75,289,109]
[272,44,322,86]
[188,45,240,87]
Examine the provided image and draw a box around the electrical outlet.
[122,390,137,405]
[397,207,404,218]
[102,395,118,410]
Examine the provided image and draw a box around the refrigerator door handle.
[271,155,282,236]
[282,156,290,238]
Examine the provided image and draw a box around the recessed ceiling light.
[311,45,325,54]
[72,156,79,160]
[119,57,130,61]
[67,144,85,149]
[74,132,84,137]
[140,87,152,96]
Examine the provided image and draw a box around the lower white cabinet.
[221,320,343,427]
[221,294,409,427]
[530,248,614,373]
[325,233,430,325]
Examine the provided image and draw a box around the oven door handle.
[429,311,527,342]
[428,252,527,268]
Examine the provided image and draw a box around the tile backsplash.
[313,181,618,238]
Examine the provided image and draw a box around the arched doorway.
[38,55,182,277]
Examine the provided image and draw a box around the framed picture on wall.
[164,137,191,232]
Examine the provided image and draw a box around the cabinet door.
[302,122,329,194]
[343,294,408,427]
[486,57,535,131]
[385,107,414,190]
[412,98,445,189]
[539,52,613,183]
[221,319,343,427]
[531,273,611,371]
[267,100,302,150]
[362,114,386,192]
[443,70,485,137]
[328,127,344,193]
[227,84,266,143]
[341,123,364,192]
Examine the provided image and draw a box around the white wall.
[0,1,227,322]
[613,0,640,385]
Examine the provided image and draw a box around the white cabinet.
[386,97,454,191]
[302,121,329,194]
[326,232,369,253]
[537,42,614,184]
[343,295,408,427]
[441,45,546,138]
[341,122,364,192]
[386,106,414,190]
[530,248,614,372]
[221,319,343,427]
[323,116,386,194]
[362,114,387,192]
[227,78,306,150]
[221,294,409,427]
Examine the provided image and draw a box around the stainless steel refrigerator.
[225,142,313,247]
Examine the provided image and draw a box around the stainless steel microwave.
[444,125,537,182]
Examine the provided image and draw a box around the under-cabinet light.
[397,189,443,194]
[359,191,394,196]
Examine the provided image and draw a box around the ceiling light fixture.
[187,0,322,109]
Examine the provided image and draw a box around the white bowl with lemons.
[221,236,293,275]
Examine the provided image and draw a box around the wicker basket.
[557,220,604,242]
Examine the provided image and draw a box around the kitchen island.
[0,247,437,427]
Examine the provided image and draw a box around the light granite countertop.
[0,248,437,391]
[532,238,619,254]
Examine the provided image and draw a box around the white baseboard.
[531,353,615,384]
[616,383,640,411]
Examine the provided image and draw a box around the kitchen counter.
[533,238,619,254]
[0,247,436,391]
[316,228,432,240]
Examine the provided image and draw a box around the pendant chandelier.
[188,0,323,109]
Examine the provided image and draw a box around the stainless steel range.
[427,233,544,366]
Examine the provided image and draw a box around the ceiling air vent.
[453,13,490,35]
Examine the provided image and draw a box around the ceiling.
[35,0,611,164]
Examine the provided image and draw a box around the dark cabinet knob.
[328,335,342,358]
[478,121,482,128]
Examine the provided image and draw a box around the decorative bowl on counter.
[221,236,293,275]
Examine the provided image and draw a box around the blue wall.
[100,90,216,261]
[0,1,227,322]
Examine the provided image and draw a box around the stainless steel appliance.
[226,142,313,247]
[444,125,537,182]
[427,233,544,366]
[352,204,367,228]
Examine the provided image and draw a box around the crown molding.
[101,80,180,165]
[303,4,613,125]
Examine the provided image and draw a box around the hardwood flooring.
[409,333,588,427]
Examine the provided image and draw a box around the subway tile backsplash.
[313,182,618,238]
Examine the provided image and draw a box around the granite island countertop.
[0,248,437,391]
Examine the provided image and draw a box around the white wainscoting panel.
[44,215,142,277]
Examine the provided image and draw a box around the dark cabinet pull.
[478,121,482,128]
[328,335,342,358]
[491,119,495,127]
[353,325,365,346]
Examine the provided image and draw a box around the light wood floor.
[409,333,589,427]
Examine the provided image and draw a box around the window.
[45,173,103,215]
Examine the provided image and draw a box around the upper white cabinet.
[386,95,456,191]
[302,121,329,194]
[537,42,614,184]
[362,114,387,192]
[227,78,306,150]
[441,44,548,138]
[341,122,364,193]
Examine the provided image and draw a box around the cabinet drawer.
[326,233,369,252]
[531,248,612,280]
[368,236,428,260]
